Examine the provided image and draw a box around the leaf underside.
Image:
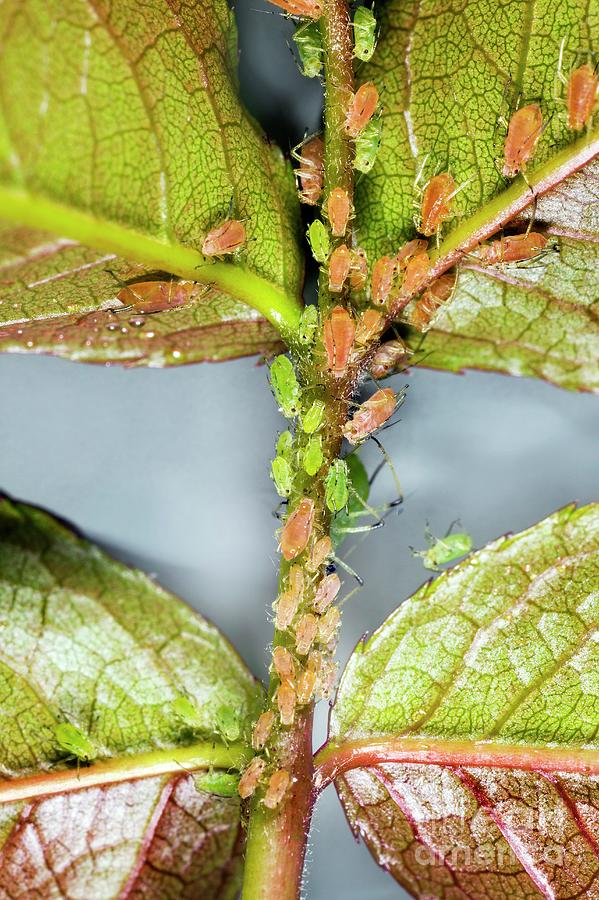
[358,0,599,392]
[0,496,262,896]
[330,504,599,898]
[0,0,301,365]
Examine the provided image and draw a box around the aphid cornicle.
[202,220,246,257]
[293,21,323,78]
[277,680,296,725]
[567,64,598,130]
[345,82,379,137]
[327,188,351,237]
[502,103,543,178]
[295,613,318,655]
[252,710,275,751]
[353,6,377,62]
[342,388,397,444]
[273,646,297,684]
[370,339,410,379]
[294,135,324,205]
[306,535,332,572]
[419,173,457,237]
[371,256,397,305]
[328,243,352,293]
[477,232,548,266]
[354,118,382,173]
[281,497,315,560]
[238,756,266,799]
[266,0,323,18]
[349,248,369,291]
[313,572,341,614]
[323,305,355,377]
[354,308,383,345]
[264,769,291,810]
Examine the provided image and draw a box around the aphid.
[317,659,338,698]
[116,280,194,314]
[196,770,240,798]
[288,564,305,602]
[277,430,294,461]
[396,238,428,270]
[238,756,266,799]
[307,219,331,263]
[302,399,325,434]
[349,248,369,291]
[303,435,324,476]
[280,497,315,560]
[413,525,473,571]
[355,308,383,345]
[370,339,410,379]
[345,82,379,137]
[327,188,351,237]
[354,118,382,173]
[295,613,318,655]
[325,459,349,512]
[419,173,457,237]
[502,103,543,178]
[296,665,317,704]
[323,305,355,376]
[293,21,323,78]
[567,64,598,130]
[353,6,377,62]
[215,705,242,743]
[202,220,246,257]
[277,680,296,725]
[306,535,332,572]
[266,0,323,18]
[371,256,397,305]
[293,135,324,205]
[270,355,302,419]
[342,388,397,444]
[400,250,430,296]
[264,769,291,810]
[410,294,441,330]
[252,710,275,751]
[318,606,341,644]
[54,723,96,763]
[328,244,352,293]
[313,572,341,614]
[476,232,548,266]
[273,646,297,684]
[275,589,300,631]
[172,696,202,728]
[425,272,456,303]
[271,455,293,498]
[298,305,319,344]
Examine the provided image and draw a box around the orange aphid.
[295,613,318,655]
[355,308,384,345]
[202,220,246,256]
[318,606,341,644]
[370,339,410,379]
[264,769,291,810]
[294,135,324,205]
[116,280,194,314]
[266,0,322,17]
[349,248,369,291]
[238,757,266,799]
[342,388,396,444]
[323,305,356,377]
[277,681,296,725]
[273,646,297,684]
[328,244,352,293]
[318,659,338,698]
[567,64,598,130]
[252,710,275,751]
[306,536,332,572]
[420,173,457,237]
[410,294,441,330]
[275,590,300,631]
[401,251,430,296]
[345,82,379,137]
[288,565,305,603]
[327,188,351,237]
[313,572,341,614]
[396,239,428,270]
[296,666,317,704]
[307,649,323,676]
[477,232,548,266]
[281,498,315,560]
[502,104,543,178]
[371,256,397,305]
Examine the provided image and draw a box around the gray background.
[0,5,598,898]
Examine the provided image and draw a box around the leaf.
[0,0,302,363]
[357,0,599,391]
[321,504,599,898]
[0,495,262,896]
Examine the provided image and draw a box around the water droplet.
[145,331,155,338]
[172,350,181,359]
[129,316,145,328]
[106,322,119,332]
[120,326,128,334]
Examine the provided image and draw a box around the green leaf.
[0,0,303,360]
[357,0,599,391]
[320,504,599,898]
[0,495,261,895]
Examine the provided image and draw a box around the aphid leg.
[368,434,403,502]
[337,583,363,608]
[330,555,364,586]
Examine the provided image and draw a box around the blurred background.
[0,4,598,897]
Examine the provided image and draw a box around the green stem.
[0,186,302,343]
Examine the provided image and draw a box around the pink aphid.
[252,710,275,751]
[349,248,369,291]
[267,0,323,18]
[371,256,397,306]
[238,756,266,799]
[318,606,341,644]
[396,239,428,270]
[502,104,543,178]
[323,305,356,378]
[116,280,194,314]
[202,220,246,257]
[273,646,297,685]
[370,339,410,379]
[354,308,384,345]
[567,64,598,131]
[296,666,317,704]
[263,769,291,810]
[313,573,341,614]
[327,187,352,237]
[342,388,397,444]
[281,498,315,560]
[295,613,318,655]
[306,535,332,572]
[294,135,324,205]
[328,244,352,293]
[345,82,379,137]
[277,681,296,725]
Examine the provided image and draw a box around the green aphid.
[354,118,382,174]
[54,723,96,763]
[414,526,473,571]
[306,220,330,264]
[302,399,325,434]
[303,435,324,476]
[330,454,369,547]
[298,305,319,345]
[270,355,302,419]
[325,459,349,513]
[173,696,202,729]
[353,7,377,62]
[215,705,242,743]
[195,770,240,798]
[293,21,323,79]
[271,455,293,497]
[277,430,294,461]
